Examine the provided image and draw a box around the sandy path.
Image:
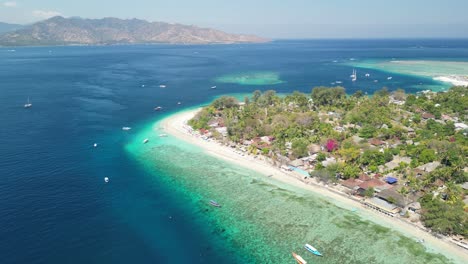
[160,108,468,263]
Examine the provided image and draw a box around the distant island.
[0,16,269,46]
[0,22,23,34]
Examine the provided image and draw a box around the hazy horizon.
[1,0,468,38]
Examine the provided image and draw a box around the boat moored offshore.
[351,69,357,82]
[24,97,32,108]
[304,243,322,256]
[209,200,221,207]
[292,252,307,264]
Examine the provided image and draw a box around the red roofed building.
[342,179,363,190]
[358,174,371,181]
[357,179,386,196]
[369,138,385,146]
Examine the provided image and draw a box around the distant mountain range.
[0,16,268,46]
[0,22,24,34]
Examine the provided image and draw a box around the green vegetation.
[189,86,468,238]
[420,194,467,237]
[364,187,375,198]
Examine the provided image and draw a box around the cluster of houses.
[191,96,467,220]
[341,174,421,217]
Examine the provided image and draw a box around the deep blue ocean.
[1,39,468,264]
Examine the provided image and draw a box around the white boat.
[351,69,357,82]
[93,143,98,148]
[211,86,217,89]
[143,138,149,144]
[154,106,163,111]
[304,244,322,256]
[122,127,132,131]
[24,97,32,108]
[387,77,393,80]
[141,84,145,87]
[335,81,342,84]
[292,252,307,264]
[159,134,168,137]
[159,85,166,88]
[177,102,181,105]
[365,73,370,77]
[209,200,221,207]
[104,177,109,183]
[374,80,379,82]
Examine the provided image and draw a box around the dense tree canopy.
[311,86,345,106]
[189,86,468,237]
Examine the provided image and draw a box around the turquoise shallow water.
[125,112,457,264]
[347,60,468,91]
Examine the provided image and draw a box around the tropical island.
[186,86,468,245]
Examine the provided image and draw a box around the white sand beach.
[161,108,468,263]
[434,76,468,87]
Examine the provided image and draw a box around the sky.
[1,0,468,38]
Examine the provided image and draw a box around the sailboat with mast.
[350,69,357,82]
[24,97,32,108]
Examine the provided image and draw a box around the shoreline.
[433,76,468,87]
[160,108,468,263]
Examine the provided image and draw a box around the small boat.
[159,85,166,88]
[351,69,357,82]
[387,77,393,80]
[304,244,322,257]
[335,81,342,84]
[209,200,221,207]
[143,138,149,144]
[122,127,132,131]
[93,143,98,148]
[24,97,32,108]
[365,73,370,77]
[211,86,217,89]
[292,252,307,264]
[154,106,163,111]
[104,177,109,183]
[159,134,168,137]
[374,80,379,82]
[141,84,145,87]
[177,102,181,105]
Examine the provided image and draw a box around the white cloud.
[3,1,17,7]
[32,10,62,19]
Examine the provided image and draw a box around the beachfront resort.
[187,86,468,249]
